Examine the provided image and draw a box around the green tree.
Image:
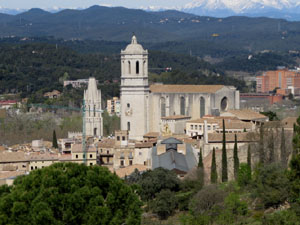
[137,168,180,201]
[247,144,252,174]
[237,163,252,187]
[233,134,239,180]
[259,124,265,165]
[280,127,287,168]
[198,148,203,169]
[222,119,228,182]
[0,163,142,225]
[288,154,300,204]
[198,148,204,186]
[211,148,218,184]
[268,130,275,164]
[252,163,289,208]
[152,190,177,220]
[52,129,58,148]
[293,116,300,155]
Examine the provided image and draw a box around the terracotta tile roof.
[30,153,59,161]
[224,109,267,120]
[135,142,154,148]
[97,139,116,148]
[188,116,239,124]
[150,84,224,93]
[143,132,159,138]
[115,165,148,178]
[161,115,191,120]
[219,121,252,130]
[0,152,29,163]
[0,171,25,179]
[208,132,257,143]
[58,154,72,161]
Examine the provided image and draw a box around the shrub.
[252,163,289,208]
[152,190,177,220]
[238,163,252,187]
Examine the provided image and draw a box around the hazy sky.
[0,0,192,9]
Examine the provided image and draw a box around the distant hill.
[0,6,300,53]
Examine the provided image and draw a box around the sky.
[0,0,192,9]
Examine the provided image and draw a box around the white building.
[84,77,103,137]
[120,36,240,141]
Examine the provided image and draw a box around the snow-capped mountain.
[183,0,300,20]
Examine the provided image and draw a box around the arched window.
[128,61,131,74]
[136,61,139,74]
[180,96,185,115]
[93,105,96,117]
[200,97,205,118]
[161,97,166,117]
[221,97,228,111]
[94,128,97,136]
[143,60,146,75]
[127,122,131,131]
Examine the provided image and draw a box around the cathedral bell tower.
[120,35,149,140]
[84,77,103,137]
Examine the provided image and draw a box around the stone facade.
[84,77,103,137]
[120,36,240,140]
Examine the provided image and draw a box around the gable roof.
[161,137,183,144]
[223,109,267,121]
[150,84,224,94]
[152,146,197,173]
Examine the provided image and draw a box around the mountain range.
[1,6,300,55]
[182,0,300,20]
[1,0,300,20]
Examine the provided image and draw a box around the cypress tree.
[233,134,239,180]
[211,147,217,184]
[198,148,204,186]
[280,127,286,167]
[198,148,203,169]
[222,119,228,182]
[52,130,58,149]
[247,144,251,172]
[259,124,265,165]
[268,130,275,164]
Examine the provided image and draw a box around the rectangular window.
[190,125,193,129]
[199,125,202,130]
[76,154,78,159]
[139,152,142,156]
[120,160,124,166]
[129,160,133,166]
[195,125,198,130]
[208,125,211,130]
[90,154,93,158]
[107,150,109,154]
[117,136,120,141]
[31,166,33,170]
[122,136,125,141]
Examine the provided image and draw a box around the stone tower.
[84,77,103,137]
[120,35,149,140]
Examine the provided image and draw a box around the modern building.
[120,36,240,140]
[84,77,103,137]
[256,68,300,95]
[107,97,121,115]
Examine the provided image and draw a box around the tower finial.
[131,34,137,44]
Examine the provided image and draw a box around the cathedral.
[120,36,240,140]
